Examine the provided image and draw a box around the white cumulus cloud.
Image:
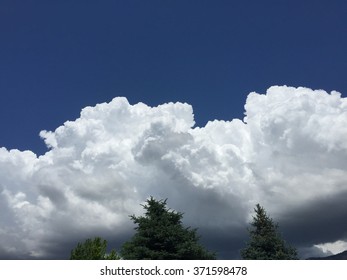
[0,86,346,259]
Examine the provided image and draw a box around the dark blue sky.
[1,0,346,155]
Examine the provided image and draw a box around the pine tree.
[121,197,215,260]
[70,237,120,260]
[240,204,297,260]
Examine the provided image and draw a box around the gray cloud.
[0,86,346,259]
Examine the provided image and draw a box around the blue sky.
[1,1,347,260]
[1,0,346,155]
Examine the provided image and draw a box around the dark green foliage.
[121,197,216,260]
[70,236,120,260]
[241,204,298,260]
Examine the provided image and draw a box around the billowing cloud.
[315,240,347,255]
[0,86,346,259]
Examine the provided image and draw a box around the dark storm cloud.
[280,190,347,247]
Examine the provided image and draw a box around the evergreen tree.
[121,197,215,260]
[70,236,120,260]
[241,204,297,260]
